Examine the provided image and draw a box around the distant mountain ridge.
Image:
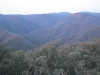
[0,12,100,50]
[0,15,38,35]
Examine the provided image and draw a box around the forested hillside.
[0,38,100,75]
[0,28,36,50]
[0,12,100,75]
[0,12,100,50]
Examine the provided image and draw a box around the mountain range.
[0,12,100,50]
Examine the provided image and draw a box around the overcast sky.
[0,0,100,14]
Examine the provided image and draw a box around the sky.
[0,0,100,14]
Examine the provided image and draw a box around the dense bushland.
[0,39,100,75]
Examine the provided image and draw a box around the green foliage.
[0,45,28,75]
[0,44,10,62]
[0,39,100,75]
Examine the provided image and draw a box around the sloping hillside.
[0,15,38,35]
[26,13,100,46]
[0,28,36,50]
[55,13,100,26]
[70,26,100,43]
[0,12,100,50]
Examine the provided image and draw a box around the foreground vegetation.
[0,39,100,75]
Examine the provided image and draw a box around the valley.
[0,12,100,50]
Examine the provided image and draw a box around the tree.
[0,44,11,75]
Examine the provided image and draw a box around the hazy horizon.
[0,0,100,14]
[1,11,100,15]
